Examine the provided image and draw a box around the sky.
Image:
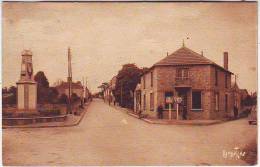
[3,2,257,93]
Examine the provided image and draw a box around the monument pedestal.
[16,81,37,113]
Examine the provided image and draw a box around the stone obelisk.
[16,50,37,113]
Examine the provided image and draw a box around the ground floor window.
[165,92,173,109]
[225,94,228,112]
[150,93,154,111]
[215,92,219,111]
[192,91,202,110]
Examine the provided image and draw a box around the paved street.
[3,99,257,166]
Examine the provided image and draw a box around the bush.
[4,112,39,118]
[3,112,13,118]
[39,109,61,116]
[71,93,80,103]
[239,108,251,118]
[59,94,68,104]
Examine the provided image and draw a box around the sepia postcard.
[2,1,258,166]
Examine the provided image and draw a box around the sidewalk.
[111,104,228,126]
[2,102,91,129]
[141,117,224,125]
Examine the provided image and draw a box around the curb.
[141,116,224,126]
[106,103,231,126]
[2,102,91,129]
[123,108,227,126]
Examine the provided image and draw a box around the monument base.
[16,80,37,112]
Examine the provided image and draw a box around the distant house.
[231,82,249,113]
[231,82,242,113]
[104,76,117,105]
[55,81,84,98]
[240,89,249,100]
[134,45,235,120]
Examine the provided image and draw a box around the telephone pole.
[120,81,123,106]
[67,47,72,114]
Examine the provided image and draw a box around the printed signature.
[222,147,246,160]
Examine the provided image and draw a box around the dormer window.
[176,68,188,79]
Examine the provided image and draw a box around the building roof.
[55,81,83,89]
[240,89,249,96]
[148,46,232,74]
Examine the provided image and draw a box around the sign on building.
[174,97,182,104]
[165,96,173,104]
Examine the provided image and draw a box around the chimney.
[223,52,228,70]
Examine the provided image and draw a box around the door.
[177,89,188,120]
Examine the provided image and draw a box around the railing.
[175,77,191,86]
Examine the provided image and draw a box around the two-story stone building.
[134,45,234,120]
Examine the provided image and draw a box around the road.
[3,99,257,166]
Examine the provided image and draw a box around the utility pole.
[120,81,123,106]
[82,77,84,106]
[67,47,72,114]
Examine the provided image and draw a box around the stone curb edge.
[126,109,226,126]
[2,102,91,129]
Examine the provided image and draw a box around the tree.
[114,64,143,109]
[2,86,17,106]
[34,71,50,104]
[242,94,257,106]
[2,87,8,94]
[59,94,68,104]
[8,86,17,105]
[98,82,109,98]
[48,87,59,104]
[71,93,80,103]
[34,71,49,88]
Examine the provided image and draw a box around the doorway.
[176,88,189,120]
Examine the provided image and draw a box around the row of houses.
[55,81,91,101]
[103,45,250,120]
[103,76,117,105]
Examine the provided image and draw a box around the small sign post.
[176,103,179,120]
[169,103,172,120]
[166,97,173,120]
[174,97,182,120]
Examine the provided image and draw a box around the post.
[176,103,179,120]
[120,82,123,106]
[67,47,72,114]
[169,103,172,120]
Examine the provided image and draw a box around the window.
[192,91,202,110]
[215,92,219,111]
[215,69,218,86]
[225,94,228,112]
[143,94,146,110]
[225,74,228,88]
[177,68,188,79]
[164,92,173,109]
[143,76,146,89]
[151,72,153,87]
[150,93,154,111]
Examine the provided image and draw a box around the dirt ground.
[3,99,257,166]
